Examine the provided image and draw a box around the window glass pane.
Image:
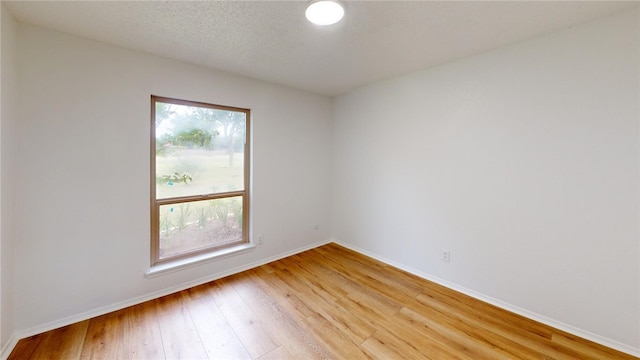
[155,102,246,199]
[159,197,244,260]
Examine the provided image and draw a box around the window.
[151,96,250,265]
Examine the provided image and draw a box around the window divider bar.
[155,191,245,205]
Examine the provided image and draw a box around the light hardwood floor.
[9,243,638,359]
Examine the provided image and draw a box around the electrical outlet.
[442,250,451,262]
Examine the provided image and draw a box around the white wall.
[0,4,17,354]
[333,9,639,353]
[12,23,333,334]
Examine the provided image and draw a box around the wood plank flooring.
[9,243,638,359]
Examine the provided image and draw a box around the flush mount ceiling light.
[305,0,344,26]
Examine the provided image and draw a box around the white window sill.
[145,243,256,278]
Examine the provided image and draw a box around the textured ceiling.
[4,1,638,96]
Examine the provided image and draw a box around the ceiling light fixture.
[305,0,344,26]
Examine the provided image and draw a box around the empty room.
[1,1,639,359]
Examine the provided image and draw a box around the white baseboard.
[333,240,640,358]
[0,334,19,360]
[0,238,332,360]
